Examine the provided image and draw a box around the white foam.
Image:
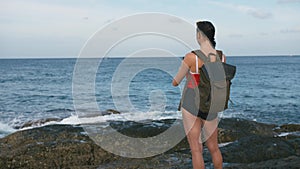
[59,115,81,125]
[218,111,237,119]
[218,142,233,147]
[0,121,16,133]
[278,132,290,137]
[0,121,16,138]
[108,110,182,122]
[277,131,300,137]
[19,110,182,130]
[74,110,182,125]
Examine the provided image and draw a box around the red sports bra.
[187,55,200,88]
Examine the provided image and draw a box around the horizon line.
[0,54,299,59]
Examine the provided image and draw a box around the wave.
[276,131,300,137]
[0,121,16,138]
[54,110,181,125]
[4,110,182,133]
[0,108,260,139]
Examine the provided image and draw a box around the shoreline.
[1,118,299,168]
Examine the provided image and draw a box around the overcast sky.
[1,0,300,58]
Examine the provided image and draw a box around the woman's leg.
[203,118,223,169]
[182,108,204,169]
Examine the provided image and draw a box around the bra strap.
[195,55,199,73]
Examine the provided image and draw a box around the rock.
[223,156,300,169]
[14,118,62,129]
[221,135,296,163]
[75,109,122,118]
[287,138,300,155]
[0,125,115,168]
[108,119,180,137]
[106,109,121,114]
[0,118,299,169]
[274,124,300,132]
[218,118,276,143]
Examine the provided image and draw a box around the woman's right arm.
[172,60,188,86]
[172,53,193,86]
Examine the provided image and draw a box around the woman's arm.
[172,53,193,86]
[172,61,188,86]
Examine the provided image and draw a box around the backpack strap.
[195,54,199,74]
[192,50,221,63]
[192,50,209,62]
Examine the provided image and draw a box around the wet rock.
[109,119,180,137]
[221,135,296,163]
[0,125,115,168]
[224,156,300,169]
[106,109,121,114]
[14,118,62,129]
[218,118,276,143]
[0,118,299,169]
[74,109,122,118]
[287,138,300,155]
[274,124,300,132]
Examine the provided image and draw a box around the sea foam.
[0,121,16,138]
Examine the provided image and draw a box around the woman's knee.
[187,136,203,152]
[190,142,203,153]
[206,142,219,154]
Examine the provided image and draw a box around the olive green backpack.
[191,50,236,114]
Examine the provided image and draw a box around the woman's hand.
[172,79,179,86]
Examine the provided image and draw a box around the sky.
[0,0,300,58]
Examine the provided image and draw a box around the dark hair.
[196,21,216,48]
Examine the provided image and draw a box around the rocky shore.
[0,118,299,169]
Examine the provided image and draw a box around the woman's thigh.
[182,108,203,144]
[202,118,219,148]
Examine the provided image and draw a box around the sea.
[0,56,299,138]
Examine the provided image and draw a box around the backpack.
[191,50,236,114]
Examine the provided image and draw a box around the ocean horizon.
[0,55,299,138]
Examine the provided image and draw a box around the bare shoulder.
[184,52,195,59]
[183,52,195,66]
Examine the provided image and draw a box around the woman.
[172,21,225,169]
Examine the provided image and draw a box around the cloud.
[228,34,244,38]
[280,24,300,34]
[240,6,273,19]
[210,1,273,19]
[259,32,269,36]
[0,1,136,57]
[277,0,300,3]
[280,28,300,33]
[0,1,90,21]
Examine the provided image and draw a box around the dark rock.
[14,118,62,129]
[223,156,300,169]
[0,125,115,168]
[0,118,299,169]
[109,119,180,138]
[221,135,296,163]
[274,124,300,132]
[218,118,276,143]
[106,109,121,114]
[287,138,300,155]
[99,109,122,116]
[76,109,122,118]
